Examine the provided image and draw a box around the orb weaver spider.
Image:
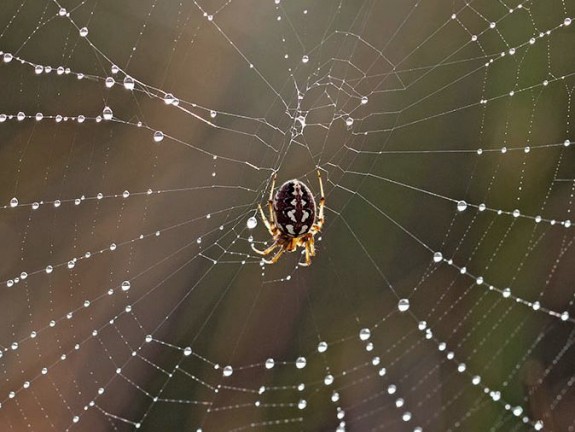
[251,170,325,266]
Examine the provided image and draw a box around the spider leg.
[298,239,313,266]
[316,169,325,229]
[257,203,274,235]
[267,172,277,226]
[251,241,279,256]
[264,246,286,264]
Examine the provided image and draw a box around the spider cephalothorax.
[251,170,325,266]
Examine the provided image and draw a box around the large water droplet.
[433,252,443,263]
[153,131,164,142]
[102,106,113,120]
[10,197,18,208]
[317,341,328,353]
[247,216,257,229]
[295,357,307,369]
[121,281,131,291]
[457,200,468,211]
[397,299,410,312]
[79,27,89,37]
[359,328,371,341]
[265,358,275,369]
[223,365,233,377]
[123,76,135,90]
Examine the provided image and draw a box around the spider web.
[1,0,574,431]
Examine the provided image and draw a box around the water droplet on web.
[295,357,307,369]
[301,55,309,63]
[565,17,572,26]
[123,76,135,90]
[10,197,18,207]
[102,107,113,120]
[79,27,89,37]
[121,281,131,291]
[317,341,327,352]
[561,311,569,321]
[502,288,511,298]
[433,252,443,262]
[111,64,119,74]
[564,139,571,147]
[35,65,44,74]
[210,110,217,118]
[45,265,53,274]
[331,392,340,402]
[345,117,354,127]
[17,112,25,121]
[359,328,371,341]
[247,217,257,229]
[265,358,275,369]
[153,131,164,142]
[222,365,233,377]
[58,8,67,16]
[298,399,307,409]
[105,77,115,88]
[164,93,175,104]
[397,299,410,312]
[11,342,18,350]
[122,190,130,198]
[456,200,468,211]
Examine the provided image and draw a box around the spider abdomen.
[273,179,316,237]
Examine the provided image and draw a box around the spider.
[251,170,325,266]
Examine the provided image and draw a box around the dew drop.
[298,399,307,409]
[183,346,192,356]
[265,358,275,369]
[210,110,217,118]
[121,281,131,291]
[397,299,410,312]
[359,328,371,341]
[433,252,443,263]
[3,53,13,63]
[79,27,89,37]
[247,216,257,229]
[58,7,67,16]
[502,288,511,298]
[317,341,328,352]
[301,55,309,63]
[457,200,468,211]
[565,17,572,26]
[123,76,135,90]
[105,77,115,88]
[45,265,53,274]
[10,197,18,208]
[222,365,233,377]
[345,117,354,127]
[361,96,368,104]
[35,65,44,74]
[102,106,113,120]
[295,357,307,369]
[153,131,164,142]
